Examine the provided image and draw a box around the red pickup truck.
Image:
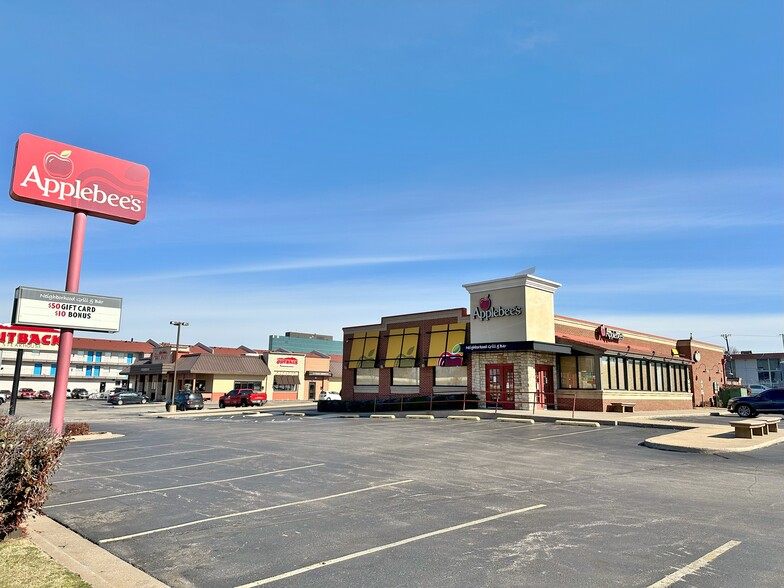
[218,388,267,408]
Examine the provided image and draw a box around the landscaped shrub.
[0,416,70,540]
[317,393,479,413]
[64,422,90,436]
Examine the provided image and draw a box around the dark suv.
[174,391,205,411]
[728,388,784,418]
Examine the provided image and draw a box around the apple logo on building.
[478,295,491,311]
[44,150,74,179]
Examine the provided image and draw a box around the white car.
[747,384,770,395]
[319,391,342,401]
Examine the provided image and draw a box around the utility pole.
[721,334,733,378]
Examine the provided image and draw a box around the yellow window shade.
[348,331,379,368]
[427,323,466,367]
[384,327,419,368]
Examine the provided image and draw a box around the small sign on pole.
[13,286,122,333]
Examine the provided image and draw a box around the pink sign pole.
[49,212,87,434]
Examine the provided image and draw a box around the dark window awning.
[274,374,300,386]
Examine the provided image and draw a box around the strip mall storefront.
[342,271,725,412]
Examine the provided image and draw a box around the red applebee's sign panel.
[9,133,149,224]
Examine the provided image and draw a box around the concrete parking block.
[496,417,535,424]
[448,415,480,421]
[406,414,435,420]
[554,420,600,427]
[370,414,396,419]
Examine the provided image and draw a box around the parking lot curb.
[406,414,435,420]
[496,417,535,424]
[70,432,125,442]
[554,420,600,428]
[26,514,168,588]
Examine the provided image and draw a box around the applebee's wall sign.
[10,133,149,224]
[472,295,523,321]
[596,325,624,342]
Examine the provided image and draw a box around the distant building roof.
[72,337,154,354]
[175,354,271,376]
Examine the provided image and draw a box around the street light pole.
[168,321,189,412]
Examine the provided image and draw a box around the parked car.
[319,391,342,401]
[0,390,10,404]
[747,384,770,394]
[218,388,267,408]
[71,388,89,399]
[19,388,36,399]
[728,388,784,418]
[107,390,147,405]
[37,390,52,400]
[174,391,205,411]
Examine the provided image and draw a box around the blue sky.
[1,1,782,353]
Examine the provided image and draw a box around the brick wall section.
[343,310,469,401]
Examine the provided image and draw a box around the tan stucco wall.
[523,287,555,343]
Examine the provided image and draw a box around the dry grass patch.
[0,537,90,588]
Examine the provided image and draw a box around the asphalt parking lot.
[40,411,784,588]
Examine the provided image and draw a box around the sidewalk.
[461,406,784,453]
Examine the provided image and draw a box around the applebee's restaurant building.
[342,271,725,412]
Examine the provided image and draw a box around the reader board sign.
[9,133,149,224]
[13,287,122,333]
[0,324,60,350]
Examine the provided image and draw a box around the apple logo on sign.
[44,150,74,179]
[478,295,491,311]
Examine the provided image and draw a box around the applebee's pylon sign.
[10,133,149,224]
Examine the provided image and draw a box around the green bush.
[63,422,89,436]
[0,417,70,540]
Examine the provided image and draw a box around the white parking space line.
[234,503,547,587]
[56,453,269,483]
[68,447,214,466]
[532,428,609,440]
[47,463,325,508]
[99,479,415,544]
[647,540,741,587]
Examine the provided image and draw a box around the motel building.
[342,270,726,412]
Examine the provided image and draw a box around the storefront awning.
[305,371,332,378]
[556,334,691,363]
[274,374,300,386]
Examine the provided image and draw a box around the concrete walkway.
[23,406,783,587]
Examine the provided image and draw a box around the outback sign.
[9,133,149,224]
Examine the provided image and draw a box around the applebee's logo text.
[472,303,523,321]
[19,165,143,212]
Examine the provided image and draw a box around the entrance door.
[535,364,554,409]
[486,364,515,410]
[308,382,316,400]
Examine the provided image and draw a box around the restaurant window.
[609,357,619,389]
[348,331,380,369]
[600,357,610,389]
[234,380,262,390]
[393,367,419,386]
[655,363,664,391]
[355,369,379,386]
[559,357,578,389]
[435,366,467,387]
[426,323,466,367]
[631,360,641,391]
[578,356,596,389]
[617,358,626,389]
[384,327,419,368]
